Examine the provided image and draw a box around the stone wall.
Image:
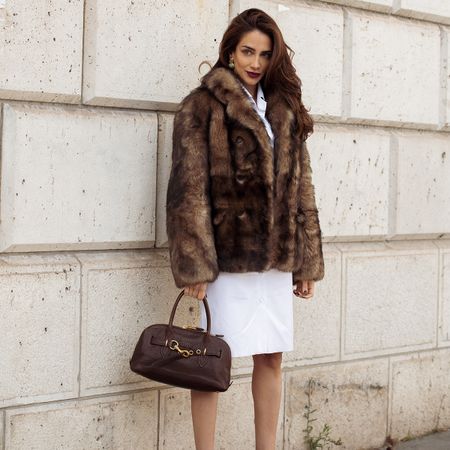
[1,0,449,449]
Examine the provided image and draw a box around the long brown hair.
[202,8,314,142]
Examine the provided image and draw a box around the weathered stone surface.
[285,359,388,449]
[320,0,392,12]
[322,0,450,22]
[77,249,198,395]
[447,31,450,128]
[394,132,450,236]
[156,113,173,248]
[350,10,440,125]
[4,391,158,449]
[0,411,3,450]
[232,0,343,118]
[160,376,284,449]
[230,354,254,374]
[0,103,157,251]
[397,0,450,23]
[0,254,80,407]
[83,0,228,108]
[0,0,83,102]
[436,241,450,345]
[338,241,438,359]
[159,387,195,449]
[390,349,450,439]
[308,126,390,238]
[282,244,340,365]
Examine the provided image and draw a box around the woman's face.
[230,29,272,93]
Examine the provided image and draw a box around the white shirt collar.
[240,82,267,114]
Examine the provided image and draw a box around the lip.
[246,71,261,78]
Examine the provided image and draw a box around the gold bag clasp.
[169,339,194,358]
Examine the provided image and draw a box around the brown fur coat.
[166,67,324,288]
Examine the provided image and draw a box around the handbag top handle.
[168,289,212,335]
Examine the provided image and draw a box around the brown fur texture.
[166,67,324,288]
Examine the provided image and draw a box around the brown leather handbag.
[129,289,233,392]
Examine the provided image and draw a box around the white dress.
[199,81,295,358]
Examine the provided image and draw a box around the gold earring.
[228,57,235,69]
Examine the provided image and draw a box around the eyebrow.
[241,45,272,53]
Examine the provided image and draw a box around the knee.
[252,352,282,370]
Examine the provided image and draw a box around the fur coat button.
[235,174,247,185]
[213,210,226,225]
[296,211,306,224]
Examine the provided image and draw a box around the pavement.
[395,429,450,449]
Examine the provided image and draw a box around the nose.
[250,55,261,70]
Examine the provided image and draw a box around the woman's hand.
[183,282,208,300]
[293,280,315,300]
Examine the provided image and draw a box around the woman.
[166,8,324,450]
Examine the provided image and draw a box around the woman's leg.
[190,389,219,450]
[252,352,283,450]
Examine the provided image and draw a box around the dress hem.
[231,346,295,358]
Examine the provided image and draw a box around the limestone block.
[4,391,157,449]
[0,0,82,102]
[283,244,341,365]
[436,240,450,346]
[156,113,173,248]
[285,359,388,450]
[320,0,392,12]
[77,250,198,396]
[0,103,157,252]
[159,387,195,450]
[396,0,450,23]
[337,241,438,359]
[350,10,440,125]
[231,0,343,118]
[309,125,391,238]
[446,30,450,129]
[83,0,228,108]
[390,349,450,439]
[230,354,254,373]
[394,132,450,236]
[159,376,284,449]
[0,411,3,450]
[0,254,80,408]
[323,0,450,22]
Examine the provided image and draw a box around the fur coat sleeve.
[292,141,325,285]
[166,90,219,288]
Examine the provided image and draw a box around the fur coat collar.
[200,67,297,205]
